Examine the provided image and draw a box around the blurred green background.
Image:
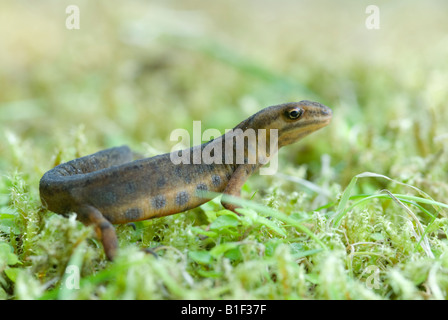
[1,0,448,300]
[1,0,448,182]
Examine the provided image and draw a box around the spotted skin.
[39,100,332,260]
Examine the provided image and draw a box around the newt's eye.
[286,108,303,120]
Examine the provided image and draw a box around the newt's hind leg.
[76,205,118,261]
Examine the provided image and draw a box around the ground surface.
[1,1,448,299]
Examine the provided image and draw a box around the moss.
[1,1,448,300]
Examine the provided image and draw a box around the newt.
[39,100,332,260]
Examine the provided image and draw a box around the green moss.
[1,1,448,300]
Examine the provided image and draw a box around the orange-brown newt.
[39,101,332,260]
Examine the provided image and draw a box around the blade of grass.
[381,190,434,258]
[349,194,437,219]
[201,190,328,250]
[332,172,447,227]
[332,172,359,227]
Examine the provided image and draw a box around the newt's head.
[275,100,332,147]
[237,100,332,149]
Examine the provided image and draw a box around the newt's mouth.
[312,103,332,127]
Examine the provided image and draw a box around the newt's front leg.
[77,205,118,260]
[221,164,258,213]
